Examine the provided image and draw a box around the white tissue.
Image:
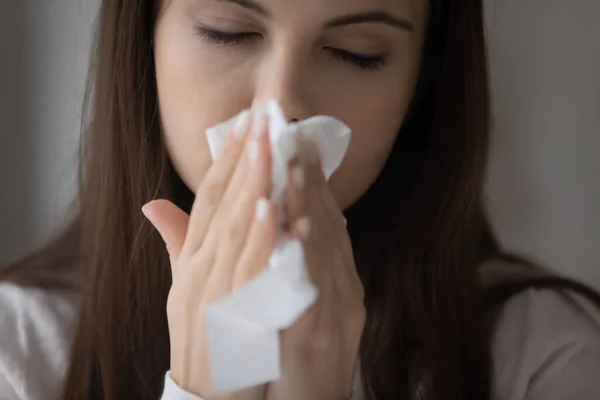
[204,99,351,393]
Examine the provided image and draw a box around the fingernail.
[251,113,267,138]
[234,110,251,138]
[297,217,311,240]
[291,165,305,189]
[249,140,260,165]
[255,197,269,222]
[141,203,152,219]
[343,217,347,227]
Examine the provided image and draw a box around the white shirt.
[1,265,600,400]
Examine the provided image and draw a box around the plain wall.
[485,0,600,287]
[0,0,98,266]
[0,0,598,287]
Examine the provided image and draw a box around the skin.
[143,0,428,398]
[154,0,427,210]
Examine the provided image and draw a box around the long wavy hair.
[2,0,599,399]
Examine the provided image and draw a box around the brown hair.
[2,0,599,399]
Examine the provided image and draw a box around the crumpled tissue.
[203,99,351,393]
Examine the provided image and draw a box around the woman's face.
[154,0,427,210]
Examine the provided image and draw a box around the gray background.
[1,0,598,288]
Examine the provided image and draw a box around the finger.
[284,134,322,225]
[288,138,361,313]
[142,199,190,274]
[289,207,329,290]
[312,180,362,304]
[286,153,338,292]
[301,138,346,231]
[288,137,346,239]
[284,159,307,225]
[216,113,270,220]
[181,110,252,257]
[295,140,363,303]
[232,198,278,290]
[286,143,337,259]
[300,140,360,292]
[290,216,336,334]
[207,114,272,290]
[312,166,354,266]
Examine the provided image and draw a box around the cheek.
[328,81,412,210]
[155,55,214,192]
[154,16,252,192]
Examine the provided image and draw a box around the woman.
[1,0,599,399]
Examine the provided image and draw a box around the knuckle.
[201,179,223,210]
[224,218,244,244]
[189,251,214,281]
[310,330,334,351]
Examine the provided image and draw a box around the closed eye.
[325,48,388,70]
[194,26,388,71]
[194,27,259,45]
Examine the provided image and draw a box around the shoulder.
[491,283,600,400]
[0,282,78,400]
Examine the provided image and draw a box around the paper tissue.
[204,99,351,393]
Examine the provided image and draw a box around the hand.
[142,111,276,400]
[266,139,366,400]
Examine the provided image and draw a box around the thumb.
[142,199,189,270]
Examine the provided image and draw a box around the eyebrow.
[218,0,413,33]
[217,0,269,17]
[325,11,414,32]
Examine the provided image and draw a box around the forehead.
[161,0,429,37]
[303,0,418,15]
[176,0,425,19]
[278,0,426,34]
[305,0,427,30]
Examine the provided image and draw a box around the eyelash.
[326,48,387,70]
[194,27,257,46]
[194,27,387,71]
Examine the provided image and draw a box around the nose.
[252,48,313,123]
